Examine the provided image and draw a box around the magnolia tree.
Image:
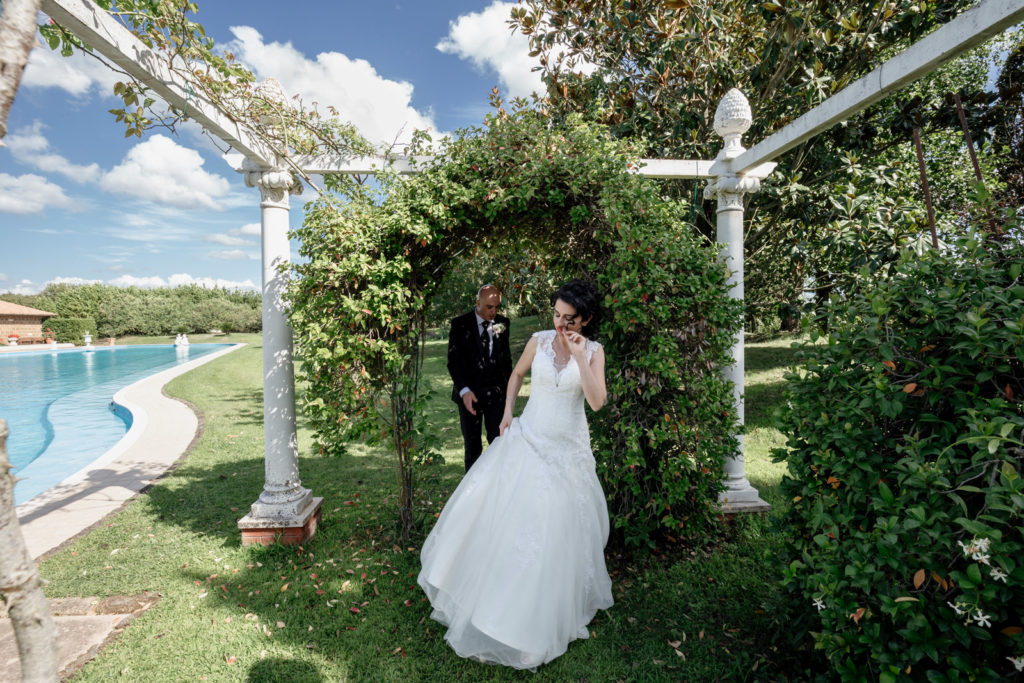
[512,0,1012,327]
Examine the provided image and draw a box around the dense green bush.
[1,283,262,337]
[47,317,96,344]
[773,233,1024,680]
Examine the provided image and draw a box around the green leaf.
[878,481,894,505]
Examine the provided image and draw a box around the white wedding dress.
[418,329,614,670]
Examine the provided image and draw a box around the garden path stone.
[0,614,124,680]
[0,593,159,680]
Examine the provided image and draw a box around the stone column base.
[238,497,323,546]
[718,497,771,515]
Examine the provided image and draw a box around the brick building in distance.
[0,301,57,343]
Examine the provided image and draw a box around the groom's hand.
[462,391,478,415]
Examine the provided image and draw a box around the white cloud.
[226,26,439,146]
[205,233,252,246]
[6,121,102,183]
[100,135,232,209]
[107,274,168,288]
[0,173,73,214]
[0,273,7,282]
[437,1,542,99]
[168,273,257,290]
[51,276,103,286]
[103,221,196,243]
[107,273,257,290]
[5,280,41,295]
[438,1,596,100]
[208,249,253,260]
[28,227,75,235]
[235,223,262,236]
[21,41,120,97]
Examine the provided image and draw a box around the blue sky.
[1,1,550,294]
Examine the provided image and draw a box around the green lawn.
[36,328,805,681]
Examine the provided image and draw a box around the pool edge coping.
[14,342,246,559]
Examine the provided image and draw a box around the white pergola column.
[237,165,322,545]
[704,90,770,514]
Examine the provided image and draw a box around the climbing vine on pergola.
[287,102,743,546]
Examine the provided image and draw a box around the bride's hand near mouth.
[564,330,588,358]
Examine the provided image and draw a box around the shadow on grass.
[247,658,325,682]
[744,340,805,432]
[142,450,405,548]
[746,382,787,431]
[745,338,803,375]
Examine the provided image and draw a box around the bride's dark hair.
[551,279,601,338]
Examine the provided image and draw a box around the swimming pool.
[1,344,229,505]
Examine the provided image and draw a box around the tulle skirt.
[418,419,614,670]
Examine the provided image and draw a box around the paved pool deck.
[13,342,245,559]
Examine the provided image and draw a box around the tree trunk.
[0,0,44,141]
[0,419,58,682]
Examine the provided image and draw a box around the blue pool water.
[0,344,227,505]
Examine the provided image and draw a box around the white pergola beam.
[41,0,277,166]
[243,155,773,180]
[721,0,1024,176]
[633,159,712,178]
[249,154,721,178]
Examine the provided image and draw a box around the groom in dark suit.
[447,285,513,471]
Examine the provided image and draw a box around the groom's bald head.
[476,285,501,321]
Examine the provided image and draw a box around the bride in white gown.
[418,279,614,670]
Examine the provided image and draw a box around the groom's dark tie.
[480,320,491,359]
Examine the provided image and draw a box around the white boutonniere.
[491,322,506,336]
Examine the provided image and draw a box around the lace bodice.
[515,330,601,463]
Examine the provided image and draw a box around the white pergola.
[39,0,1024,541]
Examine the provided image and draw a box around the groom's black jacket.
[447,311,513,407]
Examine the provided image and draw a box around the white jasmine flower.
[947,601,965,616]
[991,568,1008,582]
[1008,655,1024,672]
[813,597,825,611]
[975,611,992,628]
[959,536,994,563]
